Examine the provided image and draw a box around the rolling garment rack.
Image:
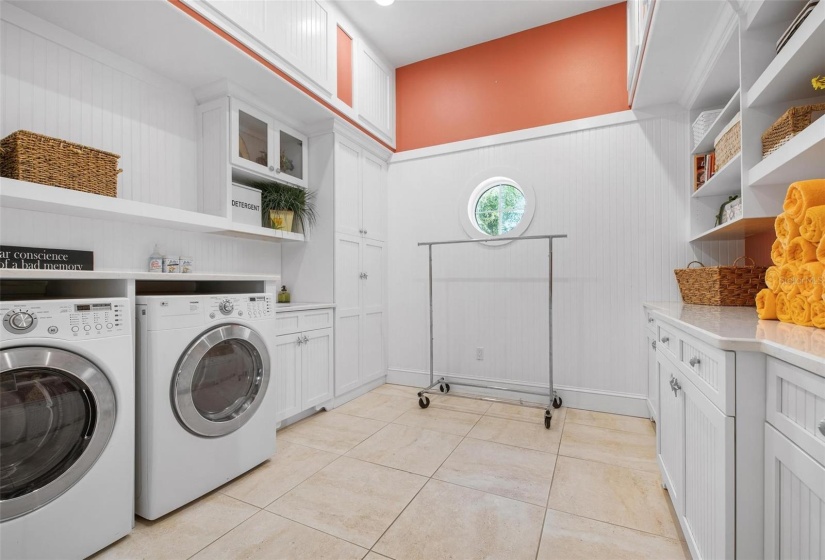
[416,234,567,429]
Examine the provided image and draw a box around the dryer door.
[172,324,270,437]
[0,347,116,521]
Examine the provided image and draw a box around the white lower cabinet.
[648,333,659,421]
[764,424,825,560]
[273,309,333,422]
[658,355,684,513]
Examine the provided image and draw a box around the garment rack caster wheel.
[544,411,552,430]
[439,383,450,393]
[552,395,563,409]
[419,397,430,409]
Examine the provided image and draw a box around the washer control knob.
[71,326,79,333]
[9,312,33,330]
[95,324,102,330]
[106,323,113,329]
[209,312,216,319]
[48,326,58,334]
[219,300,234,315]
[238,311,243,316]
[84,325,91,331]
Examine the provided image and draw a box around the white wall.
[0,8,280,275]
[387,112,743,412]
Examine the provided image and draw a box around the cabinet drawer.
[657,323,679,362]
[766,356,825,466]
[678,331,735,416]
[276,308,334,334]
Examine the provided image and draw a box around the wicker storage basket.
[0,130,120,197]
[714,117,741,172]
[674,257,767,306]
[762,104,825,159]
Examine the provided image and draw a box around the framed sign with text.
[0,245,94,271]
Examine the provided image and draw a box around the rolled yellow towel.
[771,239,786,266]
[786,236,817,263]
[790,294,814,326]
[783,179,825,224]
[774,213,801,245]
[812,300,825,329]
[765,266,781,293]
[756,289,777,320]
[778,262,800,295]
[776,292,793,323]
[800,205,825,243]
[817,236,825,265]
[798,262,825,301]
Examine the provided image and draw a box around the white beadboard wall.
[0,10,280,275]
[386,112,743,405]
[1,16,197,210]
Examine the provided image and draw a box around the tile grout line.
[564,418,657,437]
[534,408,567,560]
[183,494,262,560]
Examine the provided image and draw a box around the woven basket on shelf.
[0,130,121,197]
[674,257,767,306]
[762,104,825,159]
[714,119,741,172]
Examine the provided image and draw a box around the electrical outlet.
[476,347,484,360]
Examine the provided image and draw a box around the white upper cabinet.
[361,152,387,242]
[357,44,395,141]
[272,0,334,93]
[334,136,387,242]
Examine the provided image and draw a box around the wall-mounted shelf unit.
[749,117,825,186]
[690,215,776,242]
[692,90,740,155]
[692,154,742,199]
[0,178,304,243]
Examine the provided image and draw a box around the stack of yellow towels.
[758,179,825,328]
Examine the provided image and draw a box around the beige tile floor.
[93,385,690,560]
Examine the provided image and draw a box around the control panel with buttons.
[205,295,273,321]
[1,299,130,339]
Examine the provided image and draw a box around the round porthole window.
[461,175,536,241]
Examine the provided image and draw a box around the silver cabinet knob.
[363,273,368,279]
[651,340,657,350]
[648,317,654,323]
[819,418,825,437]
[661,336,669,343]
[303,335,309,344]
[689,357,700,367]
[363,230,368,235]
[297,336,303,345]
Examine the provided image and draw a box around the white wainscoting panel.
[0,207,281,275]
[387,112,743,401]
[1,17,198,211]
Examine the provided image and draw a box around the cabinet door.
[230,97,276,178]
[682,375,735,560]
[302,328,333,408]
[361,152,387,242]
[334,138,362,237]
[648,335,658,422]
[203,0,275,46]
[658,355,685,516]
[361,239,385,383]
[335,234,362,395]
[274,122,308,189]
[271,0,333,93]
[274,333,302,422]
[765,424,825,560]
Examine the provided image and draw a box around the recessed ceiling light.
[375,0,394,6]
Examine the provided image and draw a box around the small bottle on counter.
[148,244,163,273]
[277,285,291,303]
[163,255,180,273]
[181,256,194,274]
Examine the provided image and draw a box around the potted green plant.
[255,180,317,234]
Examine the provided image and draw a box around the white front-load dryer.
[0,298,134,560]
[135,293,277,520]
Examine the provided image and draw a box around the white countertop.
[644,302,825,376]
[0,269,280,282]
[276,302,335,312]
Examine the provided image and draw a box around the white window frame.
[459,172,536,243]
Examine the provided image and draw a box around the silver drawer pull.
[297,336,303,345]
[661,336,670,343]
[689,357,701,367]
[651,340,657,350]
[819,418,825,437]
[648,317,654,323]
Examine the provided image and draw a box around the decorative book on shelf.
[694,152,716,191]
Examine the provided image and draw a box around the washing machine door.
[172,324,270,437]
[0,347,116,521]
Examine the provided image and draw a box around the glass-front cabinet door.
[230,97,308,188]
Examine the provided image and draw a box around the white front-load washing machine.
[0,298,134,560]
[135,293,277,520]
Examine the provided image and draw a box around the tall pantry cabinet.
[282,125,389,401]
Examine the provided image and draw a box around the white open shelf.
[0,269,279,282]
[692,154,742,198]
[749,117,825,186]
[692,90,740,155]
[747,2,825,107]
[690,215,775,242]
[0,178,304,243]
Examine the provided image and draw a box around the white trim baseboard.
[386,368,649,418]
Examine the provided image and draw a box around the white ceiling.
[332,0,624,67]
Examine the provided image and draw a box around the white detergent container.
[231,183,263,226]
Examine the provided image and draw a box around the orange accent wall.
[396,3,629,152]
[746,231,775,267]
[337,27,353,107]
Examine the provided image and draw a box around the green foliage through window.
[474,184,525,236]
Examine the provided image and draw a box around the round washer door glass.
[0,347,116,521]
[173,325,270,437]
